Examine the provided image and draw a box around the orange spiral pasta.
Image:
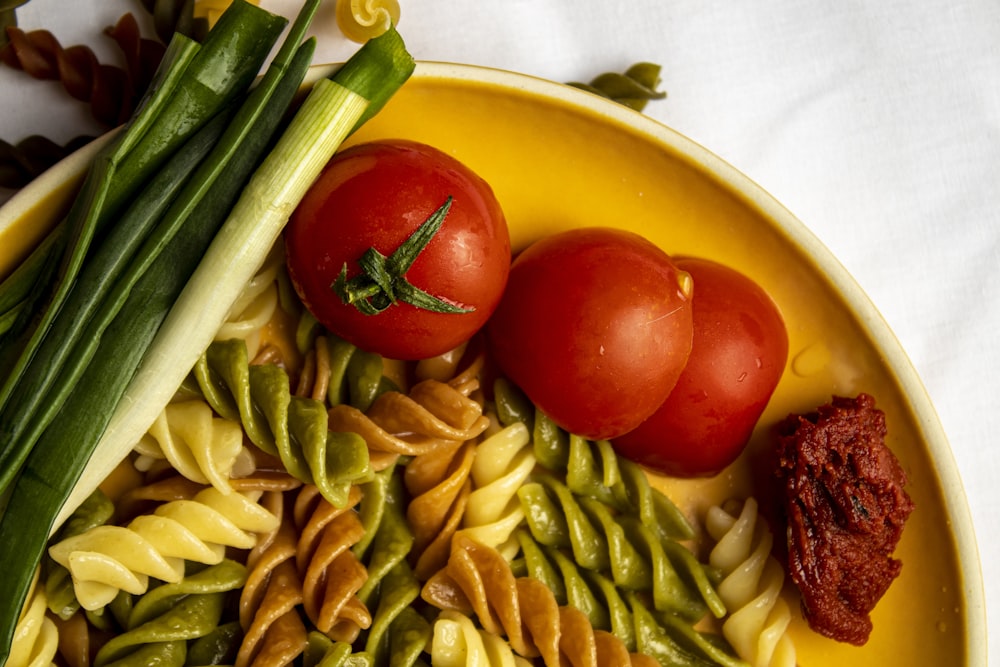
[404,439,475,580]
[236,490,309,667]
[422,533,656,666]
[293,484,371,642]
[328,376,490,471]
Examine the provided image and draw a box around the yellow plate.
[0,62,985,665]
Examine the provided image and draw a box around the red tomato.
[285,140,510,360]
[613,257,789,477]
[486,227,694,441]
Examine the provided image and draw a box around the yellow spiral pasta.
[335,0,401,43]
[133,398,248,493]
[293,484,371,643]
[48,486,278,611]
[215,242,283,359]
[430,609,535,667]
[706,498,796,667]
[8,576,58,667]
[457,420,535,560]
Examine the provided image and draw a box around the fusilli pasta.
[706,498,796,667]
[48,486,277,610]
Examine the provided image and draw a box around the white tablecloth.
[3,0,998,658]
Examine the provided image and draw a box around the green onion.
[0,18,412,664]
[0,0,286,364]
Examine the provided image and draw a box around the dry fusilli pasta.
[707,498,796,667]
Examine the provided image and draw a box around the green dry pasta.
[517,530,743,667]
[192,337,374,507]
[93,559,246,666]
[567,62,667,111]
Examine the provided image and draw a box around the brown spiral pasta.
[293,484,371,642]
[422,534,655,666]
[0,134,95,189]
[404,439,475,581]
[327,377,490,471]
[236,490,309,667]
[1,12,165,127]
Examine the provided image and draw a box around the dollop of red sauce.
[771,393,914,645]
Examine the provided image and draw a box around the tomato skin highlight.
[486,227,694,441]
[613,257,789,477]
[284,139,510,360]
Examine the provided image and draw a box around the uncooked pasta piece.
[9,577,58,667]
[193,338,373,507]
[48,486,277,610]
[134,399,246,493]
[422,534,662,667]
[567,62,667,112]
[235,490,309,667]
[707,498,796,667]
[403,440,474,580]
[90,559,245,666]
[458,421,534,559]
[329,377,489,471]
[294,485,371,642]
[431,609,534,667]
[1,13,164,126]
[335,0,400,43]
[215,241,284,358]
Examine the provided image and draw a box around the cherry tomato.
[285,139,510,360]
[486,227,694,441]
[613,256,789,477]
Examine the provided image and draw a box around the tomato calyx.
[331,196,474,316]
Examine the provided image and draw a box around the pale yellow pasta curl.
[706,498,796,667]
[134,399,247,493]
[8,574,58,667]
[49,487,279,610]
[335,0,401,43]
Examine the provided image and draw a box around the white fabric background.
[2,0,998,658]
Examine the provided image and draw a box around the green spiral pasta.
[192,337,374,507]
[494,378,693,541]
[567,62,667,111]
[516,531,746,667]
[93,559,246,667]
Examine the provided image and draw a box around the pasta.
[335,0,401,43]
[456,420,535,560]
[236,491,308,667]
[191,337,373,507]
[133,398,248,493]
[293,484,371,642]
[0,13,165,126]
[48,486,278,610]
[706,498,796,667]
[8,575,58,667]
[494,378,694,541]
[430,609,534,667]
[566,62,667,112]
[0,134,95,190]
[93,558,247,666]
[422,533,674,667]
